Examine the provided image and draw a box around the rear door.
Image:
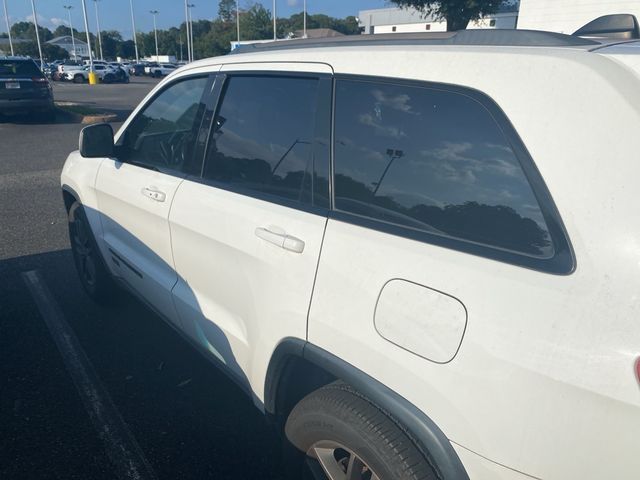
[169,64,332,394]
[95,74,213,328]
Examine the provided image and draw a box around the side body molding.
[265,338,470,480]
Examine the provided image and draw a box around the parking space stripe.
[21,270,157,480]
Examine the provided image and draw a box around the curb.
[80,113,119,124]
[55,103,118,124]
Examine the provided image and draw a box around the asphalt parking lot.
[0,78,286,479]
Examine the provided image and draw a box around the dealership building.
[359,0,640,34]
[358,3,519,34]
[517,0,640,33]
[46,36,90,60]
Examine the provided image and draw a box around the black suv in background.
[0,58,55,121]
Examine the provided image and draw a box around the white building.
[46,36,89,60]
[518,0,640,34]
[358,4,519,34]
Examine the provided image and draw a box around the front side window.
[119,76,208,175]
[333,79,554,258]
[203,75,323,206]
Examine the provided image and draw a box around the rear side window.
[0,60,42,77]
[333,79,553,258]
[203,75,323,207]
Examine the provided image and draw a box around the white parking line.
[21,270,157,480]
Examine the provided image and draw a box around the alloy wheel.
[306,441,380,480]
[71,213,97,287]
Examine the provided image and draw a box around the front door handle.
[255,227,305,253]
[141,187,166,202]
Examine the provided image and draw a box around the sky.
[1,0,389,39]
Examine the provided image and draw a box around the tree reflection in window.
[204,76,323,206]
[334,80,553,257]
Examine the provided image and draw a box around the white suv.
[61,24,640,480]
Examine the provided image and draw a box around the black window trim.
[193,70,333,217]
[329,74,575,275]
[114,72,215,177]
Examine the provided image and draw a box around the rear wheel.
[285,383,438,480]
[68,201,118,305]
[73,74,85,84]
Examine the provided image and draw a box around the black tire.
[103,74,114,84]
[285,382,438,480]
[73,74,85,84]
[68,201,118,305]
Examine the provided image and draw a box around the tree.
[11,21,53,42]
[240,4,272,40]
[53,25,79,38]
[218,0,236,23]
[116,40,137,59]
[388,0,504,31]
[14,41,69,60]
[100,31,123,59]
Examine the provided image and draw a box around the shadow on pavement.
[0,246,285,479]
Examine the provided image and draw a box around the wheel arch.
[62,184,80,212]
[265,338,470,480]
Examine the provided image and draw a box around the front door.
[95,74,211,328]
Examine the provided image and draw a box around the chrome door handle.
[255,227,305,253]
[141,187,166,202]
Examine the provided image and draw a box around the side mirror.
[79,123,114,158]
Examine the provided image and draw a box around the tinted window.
[120,76,208,174]
[334,79,553,258]
[0,60,42,78]
[203,75,323,206]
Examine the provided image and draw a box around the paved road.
[0,80,285,479]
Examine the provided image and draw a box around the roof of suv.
[230,30,603,55]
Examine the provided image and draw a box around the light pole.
[129,0,139,63]
[150,10,159,61]
[303,0,307,38]
[63,5,76,61]
[272,0,276,40]
[93,0,103,60]
[79,0,95,80]
[187,4,195,61]
[29,0,44,69]
[183,0,191,62]
[2,0,13,56]
[236,0,239,43]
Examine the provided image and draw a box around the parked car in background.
[128,63,145,76]
[63,64,129,84]
[0,57,54,121]
[144,63,177,77]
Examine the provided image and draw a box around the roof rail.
[573,14,640,40]
[230,29,599,55]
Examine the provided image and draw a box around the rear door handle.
[255,227,305,253]
[141,187,166,202]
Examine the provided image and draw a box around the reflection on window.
[121,76,208,174]
[203,76,325,206]
[334,79,553,258]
